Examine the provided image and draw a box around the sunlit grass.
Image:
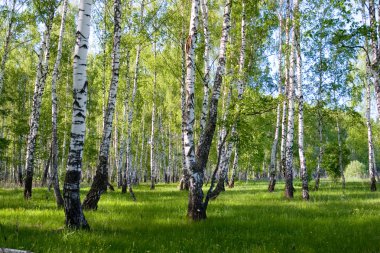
[1,180,379,253]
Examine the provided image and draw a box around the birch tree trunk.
[199,0,211,135]
[122,0,144,200]
[183,0,200,183]
[83,0,122,210]
[363,2,378,190]
[268,0,284,192]
[284,0,296,199]
[63,0,92,229]
[187,0,231,220]
[280,0,291,177]
[150,40,157,190]
[118,50,131,188]
[228,148,238,188]
[50,0,69,208]
[179,13,190,190]
[314,106,323,190]
[212,1,246,198]
[0,0,16,95]
[295,0,309,200]
[366,79,377,191]
[24,14,54,199]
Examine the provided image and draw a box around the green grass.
[1,180,380,253]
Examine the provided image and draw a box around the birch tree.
[199,0,211,135]
[211,0,246,198]
[284,0,296,199]
[187,0,231,220]
[83,0,122,210]
[268,0,284,192]
[63,0,92,229]
[122,0,145,198]
[50,0,69,208]
[150,41,157,190]
[24,8,55,199]
[295,0,309,200]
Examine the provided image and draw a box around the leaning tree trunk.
[199,0,211,135]
[187,0,232,221]
[295,0,309,200]
[284,0,296,199]
[24,15,54,199]
[268,0,283,192]
[50,0,69,208]
[63,0,92,229]
[83,0,122,210]
[212,1,246,199]
[0,0,16,95]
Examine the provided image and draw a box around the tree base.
[268,178,276,192]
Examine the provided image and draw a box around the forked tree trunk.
[83,0,122,210]
[284,0,296,199]
[268,0,283,192]
[24,14,54,199]
[63,0,92,229]
[0,0,16,95]
[295,0,309,200]
[187,0,231,220]
[50,0,69,208]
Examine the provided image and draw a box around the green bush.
[345,160,366,178]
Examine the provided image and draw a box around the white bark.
[268,0,283,191]
[199,0,211,135]
[24,14,54,198]
[285,0,296,198]
[124,0,145,194]
[184,0,200,172]
[63,0,92,229]
[51,0,69,207]
[217,0,246,191]
[82,0,122,210]
[295,0,308,200]
[150,42,157,189]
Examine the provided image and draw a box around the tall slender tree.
[83,0,122,210]
[63,0,92,229]
[50,0,69,208]
[187,0,232,220]
[24,7,55,199]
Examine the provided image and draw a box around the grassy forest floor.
[0,180,379,253]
